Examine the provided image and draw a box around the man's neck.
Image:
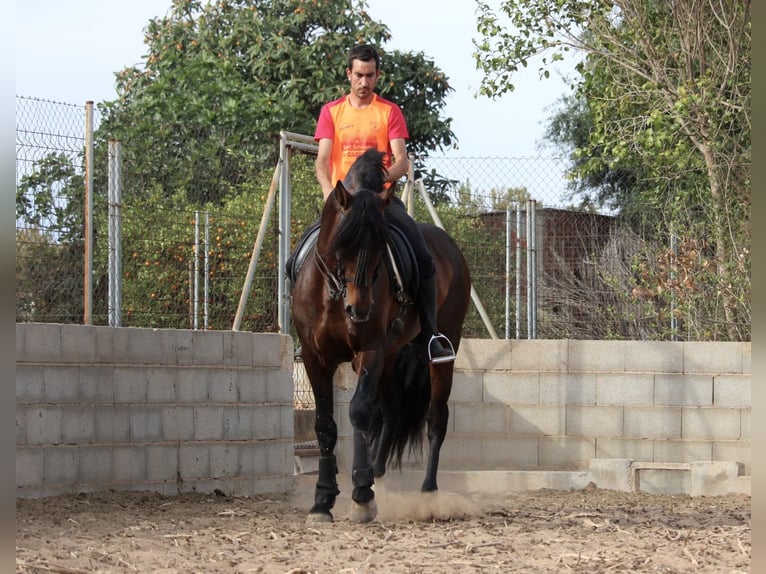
[348,93,375,109]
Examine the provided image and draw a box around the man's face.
[347,59,380,101]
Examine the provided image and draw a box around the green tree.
[99,0,457,205]
[474,0,750,340]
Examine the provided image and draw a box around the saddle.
[286,222,419,305]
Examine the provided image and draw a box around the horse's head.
[317,149,394,323]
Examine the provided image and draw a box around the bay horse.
[290,148,471,523]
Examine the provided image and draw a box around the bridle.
[313,246,381,303]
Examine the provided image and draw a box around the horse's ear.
[333,180,351,209]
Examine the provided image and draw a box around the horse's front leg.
[303,356,340,523]
[421,367,453,493]
[347,352,383,523]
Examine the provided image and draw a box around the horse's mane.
[331,148,391,258]
[342,148,387,193]
[331,188,391,258]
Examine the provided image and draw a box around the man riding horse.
[306,43,455,364]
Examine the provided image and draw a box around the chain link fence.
[16,96,750,345]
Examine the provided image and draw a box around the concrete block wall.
[16,323,295,498]
[332,339,750,477]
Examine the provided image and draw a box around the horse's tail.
[370,343,431,469]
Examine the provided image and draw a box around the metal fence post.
[107,139,122,326]
[84,101,94,324]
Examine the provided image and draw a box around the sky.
[15,0,577,160]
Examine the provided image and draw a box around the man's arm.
[386,137,410,184]
[315,138,335,200]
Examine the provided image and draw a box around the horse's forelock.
[331,188,389,258]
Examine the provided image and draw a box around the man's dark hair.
[347,44,380,70]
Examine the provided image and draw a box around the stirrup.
[428,334,456,364]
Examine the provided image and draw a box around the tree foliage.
[98,0,456,205]
[474,0,750,340]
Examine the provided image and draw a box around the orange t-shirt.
[314,94,409,185]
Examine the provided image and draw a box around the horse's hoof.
[306,511,333,524]
[350,499,378,523]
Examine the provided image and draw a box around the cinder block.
[684,342,744,374]
[713,442,751,474]
[595,438,654,461]
[280,406,293,441]
[596,373,654,405]
[80,367,115,403]
[112,327,167,365]
[566,405,623,437]
[113,367,149,403]
[251,405,283,440]
[146,445,178,481]
[540,372,596,405]
[682,408,742,440]
[251,334,283,368]
[652,439,712,463]
[209,369,238,403]
[16,410,27,445]
[568,340,625,373]
[433,436,484,469]
[539,437,595,469]
[113,446,147,482]
[512,339,567,372]
[588,458,633,491]
[61,407,96,444]
[232,406,256,441]
[480,436,539,469]
[508,405,566,436]
[484,372,540,404]
[16,448,44,487]
[177,368,210,403]
[16,365,44,404]
[237,442,268,475]
[624,406,682,439]
[265,369,293,403]
[457,339,512,371]
[130,408,163,442]
[60,324,96,364]
[264,441,294,475]
[713,375,750,407]
[237,369,268,403]
[625,341,684,373]
[636,466,690,495]
[18,323,61,363]
[210,444,239,478]
[95,406,130,443]
[146,368,177,403]
[174,330,195,365]
[690,461,743,496]
[161,406,194,441]
[44,366,80,403]
[91,325,115,363]
[453,403,507,435]
[223,331,255,367]
[179,444,210,480]
[44,446,78,485]
[194,406,224,440]
[450,370,483,403]
[654,374,713,406]
[79,446,113,483]
[26,407,63,445]
[192,330,224,365]
[741,409,750,440]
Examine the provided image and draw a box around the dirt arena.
[16,475,749,574]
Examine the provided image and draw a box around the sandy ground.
[16,477,750,574]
